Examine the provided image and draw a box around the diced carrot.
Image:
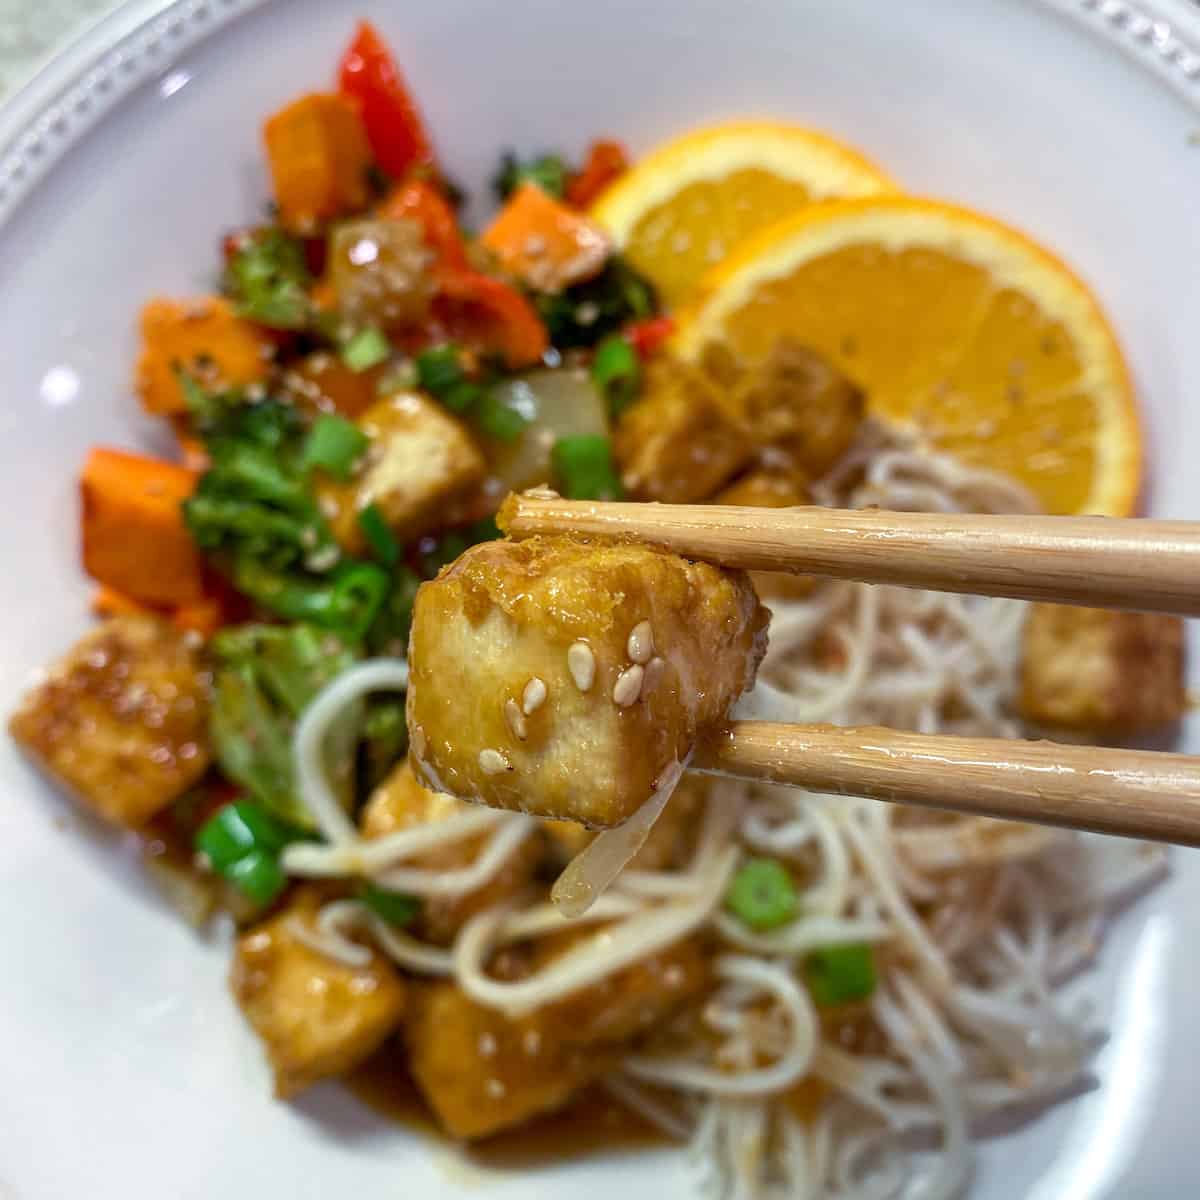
[284,352,380,419]
[91,586,154,619]
[480,182,610,293]
[80,448,205,607]
[136,297,273,416]
[433,268,548,368]
[566,139,630,209]
[379,178,467,269]
[263,92,373,232]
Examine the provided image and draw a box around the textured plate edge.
[0,0,273,227]
[2,0,1200,230]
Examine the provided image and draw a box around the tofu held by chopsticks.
[406,533,768,827]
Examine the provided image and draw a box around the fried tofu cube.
[613,358,753,503]
[231,892,407,1098]
[405,935,710,1139]
[263,93,373,233]
[9,616,212,829]
[540,773,708,868]
[361,757,538,945]
[136,297,274,415]
[1018,604,1186,734]
[726,339,864,477]
[407,535,768,827]
[319,391,487,555]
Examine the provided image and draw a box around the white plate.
[2,1,1200,1196]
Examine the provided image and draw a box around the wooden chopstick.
[695,722,1200,847]
[501,495,1200,616]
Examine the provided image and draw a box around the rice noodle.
[281,421,1162,1199]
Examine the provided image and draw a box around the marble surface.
[0,0,121,98]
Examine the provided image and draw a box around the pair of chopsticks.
[504,494,1200,849]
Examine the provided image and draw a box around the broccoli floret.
[533,255,657,349]
[492,150,570,202]
[209,624,360,829]
[223,228,312,330]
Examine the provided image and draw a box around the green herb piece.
[533,256,656,349]
[492,150,570,201]
[360,882,421,927]
[591,333,641,416]
[223,228,312,329]
[551,434,623,500]
[341,326,392,373]
[804,944,877,1007]
[301,414,368,480]
[358,503,400,565]
[725,857,798,931]
[475,389,531,441]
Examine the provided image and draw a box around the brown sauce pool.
[347,1050,672,1167]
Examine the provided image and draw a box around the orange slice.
[675,195,1140,516]
[590,120,893,309]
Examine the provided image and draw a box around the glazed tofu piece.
[540,773,708,868]
[319,391,487,554]
[725,338,864,478]
[1018,604,1187,734]
[9,616,212,829]
[613,358,753,503]
[136,297,273,415]
[262,93,373,232]
[405,935,710,1139]
[407,535,768,827]
[360,757,538,945]
[231,892,407,1098]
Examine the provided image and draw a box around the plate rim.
[1,0,1200,231]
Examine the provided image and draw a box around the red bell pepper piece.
[379,178,467,270]
[625,315,676,360]
[434,268,549,368]
[338,20,433,178]
[566,139,630,209]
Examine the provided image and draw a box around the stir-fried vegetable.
[804,944,877,1006]
[565,139,629,208]
[359,881,421,927]
[209,624,360,829]
[591,333,641,416]
[302,413,369,479]
[552,433,623,500]
[196,799,313,905]
[341,327,392,373]
[533,255,657,348]
[338,19,434,177]
[492,150,570,202]
[223,228,312,329]
[725,858,798,931]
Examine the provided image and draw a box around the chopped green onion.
[591,334,641,416]
[724,857,798,931]
[416,344,468,398]
[475,389,530,442]
[358,503,400,566]
[360,882,421,927]
[551,434,623,500]
[341,326,392,372]
[330,560,392,640]
[225,850,287,905]
[804,944,877,1007]
[195,801,309,905]
[302,414,368,480]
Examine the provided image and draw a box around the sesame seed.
[479,748,511,775]
[663,964,685,988]
[641,656,666,698]
[613,664,644,707]
[504,698,528,741]
[522,1029,542,1055]
[522,677,547,715]
[627,621,654,664]
[478,1032,498,1057]
[567,642,595,692]
[485,1078,507,1099]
